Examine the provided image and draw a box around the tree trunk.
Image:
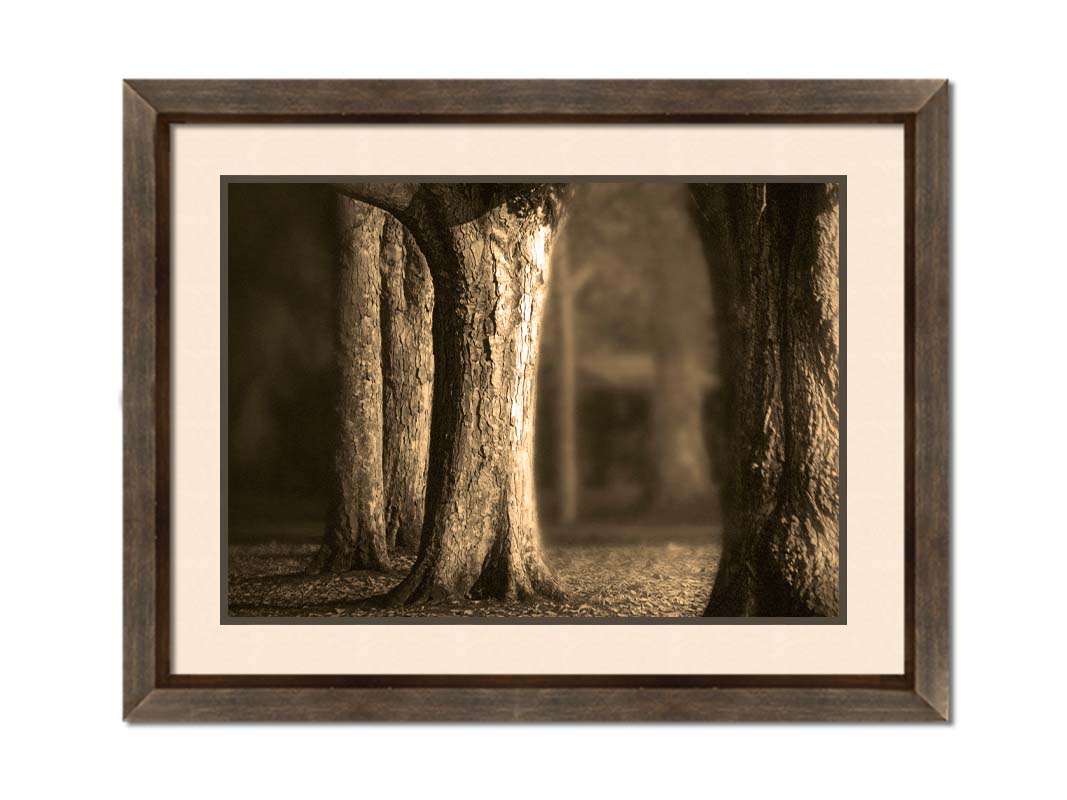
[335,184,571,603]
[379,215,434,551]
[309,196,391,573]
[691,183,840,616]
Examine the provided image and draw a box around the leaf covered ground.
[228,527,720,619]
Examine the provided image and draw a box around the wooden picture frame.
[123,79,950,722]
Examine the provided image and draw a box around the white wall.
[1,2,1063,797]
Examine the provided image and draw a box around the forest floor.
[227,525,720,618]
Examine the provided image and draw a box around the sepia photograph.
[117,76,954,728]
[225,178,843,621]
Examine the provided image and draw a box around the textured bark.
[309,197,391,573]
[379,216,434,551]
[341,184,570,603]
[692,183,840,616]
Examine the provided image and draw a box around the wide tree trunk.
[691,183,840,616]
[334,183,570,602]
[309,197,391,573]
[379,215,434,551]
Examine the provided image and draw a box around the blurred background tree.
[537,183,719,524]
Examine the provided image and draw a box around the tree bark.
[309,196,391,573]
[379,215,434,551]
[691,183,840,616]
[339,184,570,603]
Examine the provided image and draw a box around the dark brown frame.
[123,80,950,722]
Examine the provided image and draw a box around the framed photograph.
[123,79,949,721]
